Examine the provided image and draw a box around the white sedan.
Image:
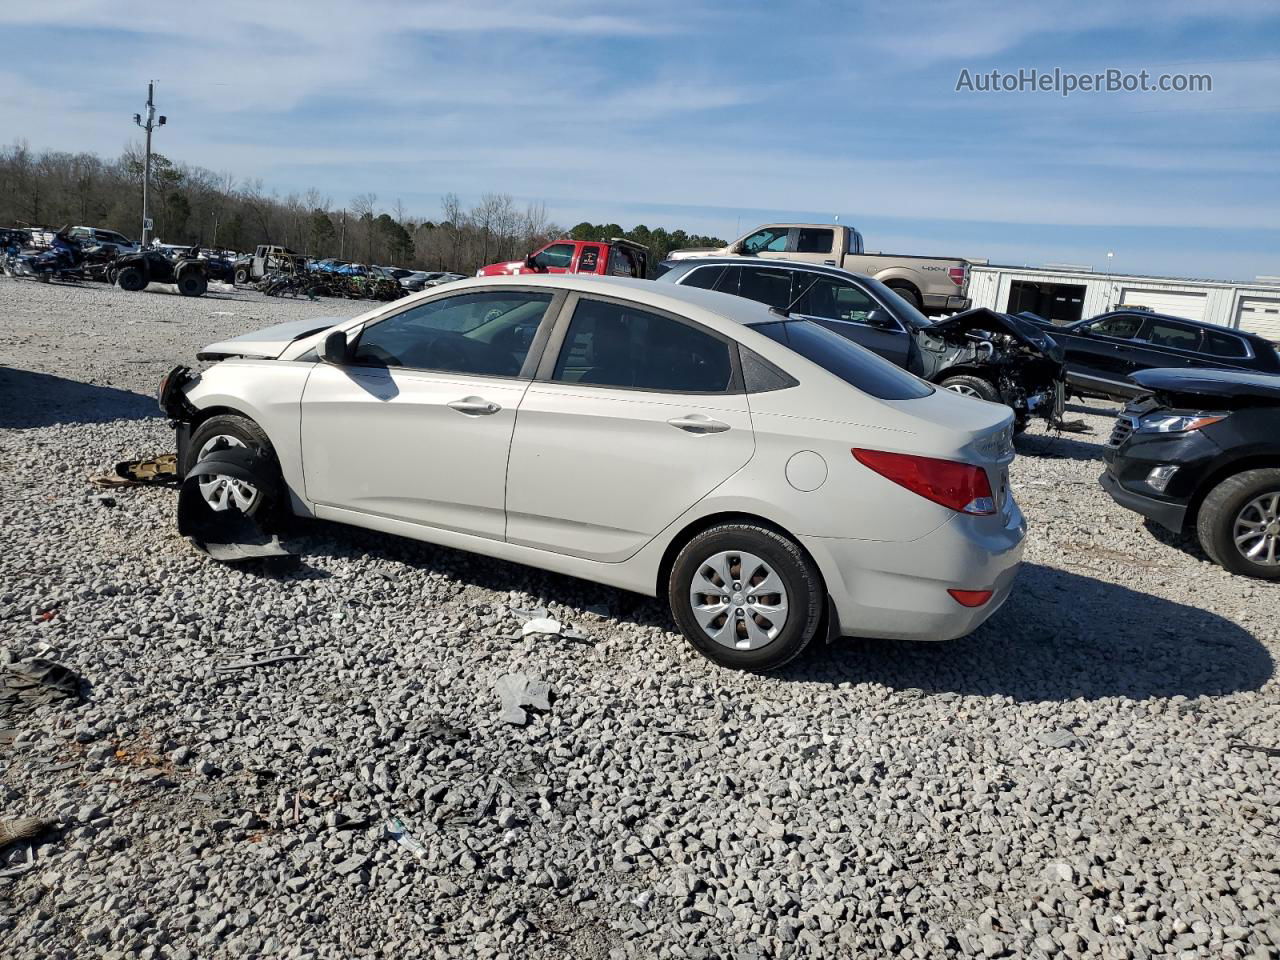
[161,275,1025,670]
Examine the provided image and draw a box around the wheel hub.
[689,550,789,651]
[195,435,259,513]
[1233,491,1280,566]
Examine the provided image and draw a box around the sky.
[1,0,1278,280]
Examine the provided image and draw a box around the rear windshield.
[754,320,934,400]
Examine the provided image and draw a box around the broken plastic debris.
[385,818,428,858]
[495,673,554,726]
[521,617,562,637]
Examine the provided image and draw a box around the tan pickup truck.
[666,223,971,314]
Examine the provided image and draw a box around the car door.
[787,271,911,366]
[300,287,563,539]
[787,227,838,266]
[1066,313,1148,386]
[504,294,754,562]
[1130,317,1207,371]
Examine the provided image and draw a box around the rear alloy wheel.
[669,523,823,671]
[116,266,147,292]
[940,374,1000,403]
[1197,469,1280,579]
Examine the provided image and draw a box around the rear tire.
[177,272,208,297]
[234,267,250,285]
[668,523,823,671]
[886,281,922,310]
[1196,469,1280,579]
[116,266,146,292]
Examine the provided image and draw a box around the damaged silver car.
[657,258,1066,430]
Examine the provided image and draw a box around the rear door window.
[576,245,601,272]
[754,320,932,400]
[794,229,834,254]
[1140,319,1202,351]
[736,266,794,311]
[552,298,734,393]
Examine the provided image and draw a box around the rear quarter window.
[1202,329,1249,359]
[754,320,933,400]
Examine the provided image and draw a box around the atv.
[111,244,209,297]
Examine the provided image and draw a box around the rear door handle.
[448,397,501,416]
[668,414,730,435]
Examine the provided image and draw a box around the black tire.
[177,272,208,297]
[1196,469,1280,580]
[668,523,823,671]
[116,266,147,292]
[886,281,922,310]
[184,414,279,519]
[940,374,1000,403]
[234,267,250,285]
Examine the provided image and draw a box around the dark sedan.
[1101,367,1280,578]
[1023,309,1280,400]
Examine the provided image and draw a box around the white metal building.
[965,264,1280,343]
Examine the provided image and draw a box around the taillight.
[852,449,995,515]
[947,266,966,287]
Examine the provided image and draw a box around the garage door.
[1118,288,1207,322]
[1236,297,1280,345]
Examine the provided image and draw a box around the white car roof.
[438,274,784,332]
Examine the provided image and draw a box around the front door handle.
[448,397,501,416]
[668,414,730,435]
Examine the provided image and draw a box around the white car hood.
[197,318,343,360]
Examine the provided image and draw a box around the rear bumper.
[801,499,1026,643]
[923,293,972,311]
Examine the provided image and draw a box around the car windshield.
[860,276,934,330]
[753,320,934,400]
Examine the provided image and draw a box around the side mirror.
[525,254,541,270]
[321,330,349,364]
[866,309,896,329]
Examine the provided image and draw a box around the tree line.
[0,141,724,274]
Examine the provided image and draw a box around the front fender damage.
[176,447,290,562]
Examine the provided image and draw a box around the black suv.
[657,258,1065,430]
[1024,309,1280,400]
[1101,367,1280,578]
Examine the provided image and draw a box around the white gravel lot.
[1,278,1277,960]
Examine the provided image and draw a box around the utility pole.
[133,82,166,246]
[340,209,347,259]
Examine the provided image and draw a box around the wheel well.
[1184,455,1280,532]
[654,511,826,602]
[884,278,921,299]
[931,366,993,386]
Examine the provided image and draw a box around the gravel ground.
[1,278,1277,960]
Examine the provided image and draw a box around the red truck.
[477,237,649,279]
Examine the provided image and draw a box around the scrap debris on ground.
[0,281,1277,960]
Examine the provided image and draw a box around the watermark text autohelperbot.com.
[955,67,1212,97]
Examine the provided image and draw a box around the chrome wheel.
[195,435,260,513]
[1234,491,1280,566]
[688,550,789,650]
[946,383,982,398]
